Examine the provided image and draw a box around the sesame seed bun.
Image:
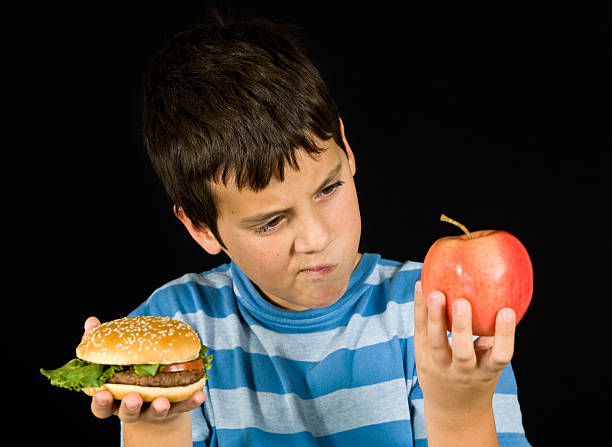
[77,316,201,365]
[82,376,208,403]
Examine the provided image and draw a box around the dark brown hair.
[141,16,345,248]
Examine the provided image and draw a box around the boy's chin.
[261,273,352,310]
[301,283,348,309]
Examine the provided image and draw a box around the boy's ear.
[173,206,223,255]
[339,117,356,176]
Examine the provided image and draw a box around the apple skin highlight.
[421,226,533,336]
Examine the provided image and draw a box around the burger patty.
[107,369,205,387]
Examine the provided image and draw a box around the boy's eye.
[320,180,344,197]
[254,216,283,234]
[252,181,344,235]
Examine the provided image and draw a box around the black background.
[19,1,609,445]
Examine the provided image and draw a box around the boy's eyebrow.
[240,162,343,226]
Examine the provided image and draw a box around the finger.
[168,390,207,415]
[117,392,144,423]
[427,291,451,365]
[450,299,476,368]
[91,390,116,419]
[143,397,171,422]
[485,308,516,372]
[414,281,427,341]
[84,316,101,336]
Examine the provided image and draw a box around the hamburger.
[40,316,213,402]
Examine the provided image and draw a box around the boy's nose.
[294,211,332,254]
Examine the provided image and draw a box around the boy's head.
[142,16,362,310]
[142,17,346,249]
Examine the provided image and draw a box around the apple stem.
[440,214,472,239]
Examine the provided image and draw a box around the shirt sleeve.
[408,362,532,446]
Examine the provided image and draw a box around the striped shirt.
[128,253,530,446]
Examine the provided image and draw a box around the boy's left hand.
[414,280,516,421]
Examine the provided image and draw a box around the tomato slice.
[160,358,204,373]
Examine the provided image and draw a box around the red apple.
[421,214,533,336]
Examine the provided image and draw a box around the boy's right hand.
[83,317,207,424]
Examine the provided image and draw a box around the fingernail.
[94,394,110,406]
[154,399,170,413]
[502,308,515,322]
[126,401,139,411]
[415,281,422,293]
[428,292,444,307]
[453,299,467,316]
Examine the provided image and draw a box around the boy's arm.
[123,413,192,447]
[414,282,516,447]
[85,317,206,447]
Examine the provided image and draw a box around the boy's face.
[193,133,361,311]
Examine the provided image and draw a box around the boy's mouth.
[300,264,336,279]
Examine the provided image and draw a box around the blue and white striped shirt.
[129,253,530,446]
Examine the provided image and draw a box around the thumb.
[83,316,101,337]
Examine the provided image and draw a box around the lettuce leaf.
[200,345,213,372]
[40,359,123,392]
[199,345,213,379]
[41,344,213,392]
[132,363,159,376]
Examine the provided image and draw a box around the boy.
[86,16,530,446]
